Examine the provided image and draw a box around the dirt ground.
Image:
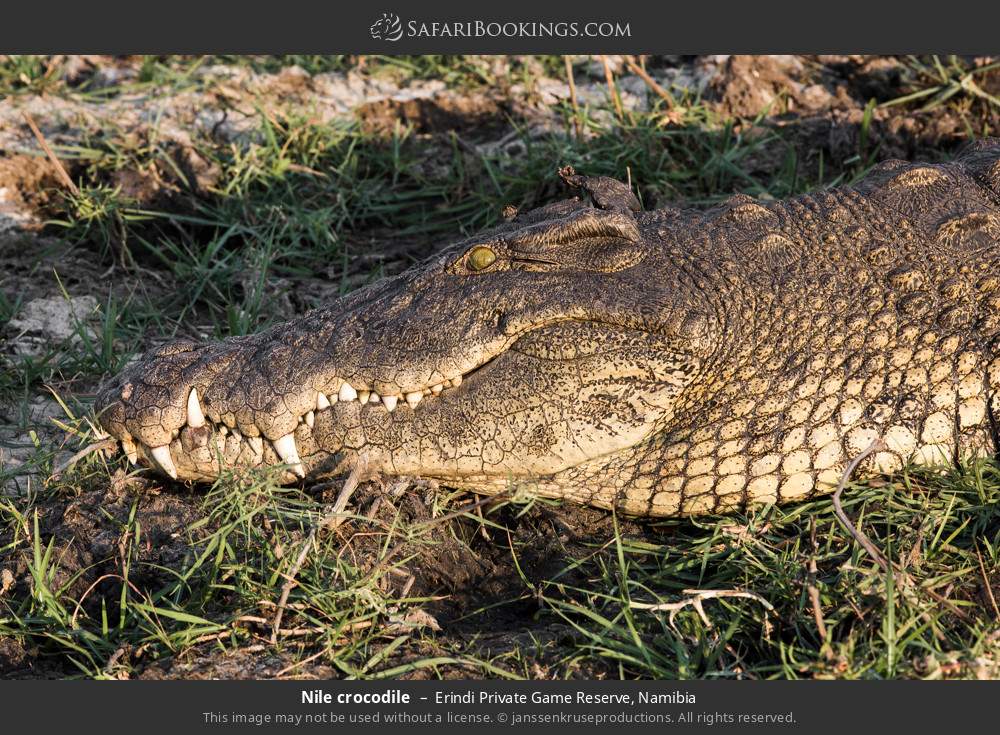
[2,55,999,680]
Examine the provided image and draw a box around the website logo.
[368,15,632,41]
[370,12,404,41]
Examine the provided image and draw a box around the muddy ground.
[2,55,999,680]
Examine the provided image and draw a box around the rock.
[7,295,98,355]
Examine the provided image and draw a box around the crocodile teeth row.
[178,379,462,448]
[134,376,468,479]
[140,432,304,480]
[317,377,463,415]
[183,377,465,436]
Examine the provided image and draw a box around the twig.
[324,458,367,529]
[624,56,676,109]
[22,111,79,196]
[630,588,775,629]
[23,109,135,267]
[399,574,416,599]
[275,646,332,678]
[475,503,491,541]
[600,55,624,123]
[50,438,117,480]
[564,56,582,139]
[270,461,365,643]
[269,535,314,645]
[365,496,383,520]
[833,438,972,622]
[413,491,506,529]
[188,630,236,646]
[104,646,129,677]
[976,544,1000,620]
[806,517,831,655]
[832,438,889,569]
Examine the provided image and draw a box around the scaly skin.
[95,141,1000,517]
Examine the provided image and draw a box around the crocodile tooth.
[405,391,423,409]
[219,425,229,437]
[150,445,177,480]
[316,392,331,410]
[186,388,206,428]
[422,388,431,396]
[272,434,305,478]
[431,384,443,395]
[247,436,264,458]
[305,411,315,428]
[382,395,398,412]
[232,428,242,441]
[369,391,381,404]
[358,390,370,404]
[451,375,463,387]
[121,435,138,465]
[339,383,357,402]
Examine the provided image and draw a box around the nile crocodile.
[95,139,1000,517]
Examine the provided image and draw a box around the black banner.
[1,0,1000,54]
[0,680,993,732]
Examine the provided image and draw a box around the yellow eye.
[467,245,497,271]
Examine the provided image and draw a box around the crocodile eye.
[467,245,497,271]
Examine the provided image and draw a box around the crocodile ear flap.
[558,166,642,213]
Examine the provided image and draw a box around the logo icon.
[370,13,403,41]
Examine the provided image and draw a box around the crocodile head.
[94,169,721,497]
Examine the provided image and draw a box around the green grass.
[3,436,998,679]
[541,461,1000,679]
[885,55,1000,115]
[3,465,416,677]
[1,54,999,679]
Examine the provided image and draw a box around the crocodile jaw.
[96,316,699,486]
